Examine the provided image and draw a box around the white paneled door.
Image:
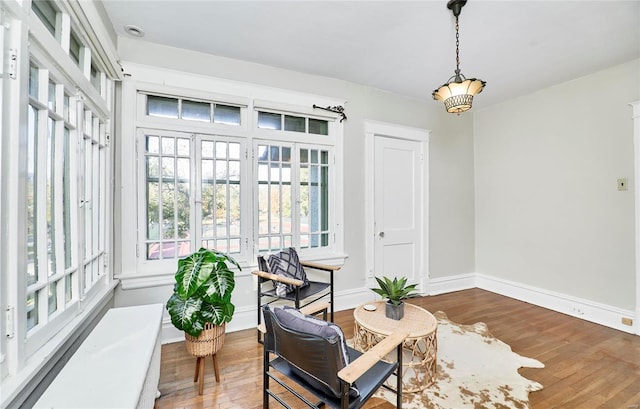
[365,121,429,292]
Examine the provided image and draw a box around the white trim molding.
[427,273,477,295]
[160,273,637,343]
[630,100,640,335]
[429,272,636,335]
[363,120,431,292]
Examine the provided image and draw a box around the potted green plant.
[371,276,419,320]
[166,247,241,354]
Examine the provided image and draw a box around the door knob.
[378,231,385,238]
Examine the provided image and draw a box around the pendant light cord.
[455,15,461,77]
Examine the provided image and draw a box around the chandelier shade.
[432,75,486,114]
[432,0,486,114]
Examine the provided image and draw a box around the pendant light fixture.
[432,0,486,114]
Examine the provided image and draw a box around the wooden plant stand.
[185,322,225,395]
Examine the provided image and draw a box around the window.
[25,62,108,340]
[11,1,113,360]
[144,132,192,260]
[1,0,117,401]
[142,130,245,260]
[137,92,338,266]
[257,111,329,135]
[256,143,330,251]
[26,64,78,332]
[146,95,241,125]
[31,0,57,36]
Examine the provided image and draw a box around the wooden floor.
[155,289,640,409]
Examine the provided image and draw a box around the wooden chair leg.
[212,354,220,382]
[198,356,205,395]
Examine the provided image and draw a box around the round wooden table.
[353,301,438,393]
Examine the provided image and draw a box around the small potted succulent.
[371,276,419,320]
[166,247,241,354]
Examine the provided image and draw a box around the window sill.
[0,280,118,408]
[117,251,349,290]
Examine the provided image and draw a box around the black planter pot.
[385,301,404,320]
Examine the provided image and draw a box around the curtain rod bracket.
[313,104,347,122]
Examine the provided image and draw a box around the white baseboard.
[161,273,637,343]
[427,273,476,295]
[476,273,637,335]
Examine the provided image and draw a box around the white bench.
[34,303,164,409]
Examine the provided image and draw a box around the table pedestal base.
[354,320,437,393]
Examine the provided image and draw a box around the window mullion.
[56,10,70,54]
[34,106,49,329]
[193,134,202,251]
[53,118,65,279]
[291,144,301,249]
[75,99,86,297]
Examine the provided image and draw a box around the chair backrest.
[263,306,347,398]
[257,255,268,273]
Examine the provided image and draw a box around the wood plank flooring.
[155,288,640,409]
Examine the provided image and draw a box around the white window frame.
[0,16,7,381]
[118,70,345,285]
[136,128,251,272]
[22,36,112,358]
[0,1,118,402]
[252,115,338,254]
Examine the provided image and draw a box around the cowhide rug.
[373,311,544,409]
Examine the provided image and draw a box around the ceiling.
[101,1,640,110]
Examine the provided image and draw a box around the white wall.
[474,59,640,311]
[113,38,476,333]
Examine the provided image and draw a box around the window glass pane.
[202,141,214,158]
[213,104,241,125]
[32,0,57,35]
[215,141,227,159]
[162,136,175,155]
[257,143,291,252]
[29,65,39,99]
[147,157,159,240]
[257,145,268,161]
[145,133,193,259]
[90,64,101,92]
[47,118,56,275]
[48,282,57,315]
[69,32,81,65]
[27,293,38,331]
[270,146,280,161]
[147,96,179,119]
[48,81,56,111]
[309,118,328,135]
[282,147,291,163]
[65,274,73,302]
[146,135,159,154]
[177,138,190,156]
[284,115,305,132]
[199,139,241,255]
[63,95,70,122]
[182,100,210,122]
[229,143,240,160]
[27,106,38,286]
[257,111,281,130]
[299,147,329,250]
